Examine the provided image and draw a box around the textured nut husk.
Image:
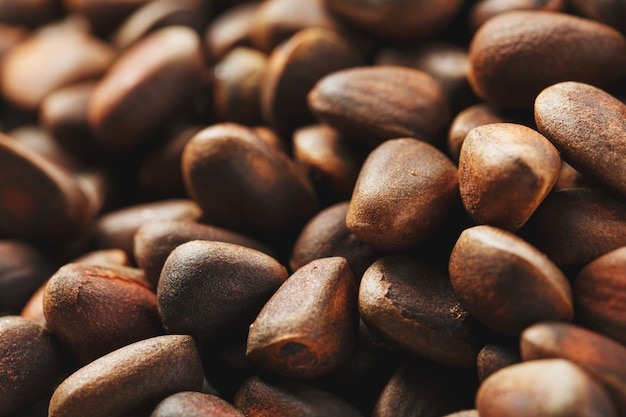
[88,26,204,150]
[157,240,288,342]
[458,123,561,231]
[448,225,573,335]
[233,374,364,417]
[468,0,565,32]
[0,316,64,417]
[247,257,358,379]
[181,123,318,240]
[468,11,626,108]
[521,321,626,414]
[204,1,259,61]
[151,391,244,417]
[0,133,93,241]
[43,262,163,363]
[476,343,521,382]
[308,66,450,146]
[359,255,483,367]
[134,219,273,286]
[521,188,626,266]
[48,334,204,417]
[346,138,458,252]
[324,0,463,41]
[575,246,626,345]
[476,359,617,417]
[535,81,626,197]
[0,29,114,110]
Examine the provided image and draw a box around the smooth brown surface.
[569,0,626,34]
[151,391,244,417]
[204,1,259,61]
[468,0,565,32]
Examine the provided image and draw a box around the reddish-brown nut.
[535,81,626,197]
[0,316,64,417]
[458,123,561,231]
[151,391,245,417]
[204,1,260,61]
[468,11,626,108]
[308,66,451,146]
[247,257,358,379]
[0,24,28,62]
[476,359,617,417]
[448,225,573,335]
[468,0,565,32]
[48,334,204,417]
[521,322,626,415]
[359,255,483,367]
[346,138,459,252]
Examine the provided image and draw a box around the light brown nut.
[476,359,617,417]
[535,81,626,197]
[441,411,479,417]
[48,334,204,417]
[346,138,458,252]
[458,123,561,231]
[151,391,244,417]
[448,225,573,335]
[468,11,626,108]
[308,66,451,146]
[359,255,483,367]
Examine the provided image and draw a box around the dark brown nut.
[62,0,152,36]
[359,255,483,367]
[0,316,64,417]
[252,125,288,153]
[9,125,77,171]
[261,27,363,134]
[48,334,204,417]
[151,391,244,417]
[88,26,204,150]
[468,11,626,108]
[292,124,365,203]
[157,240,288,342]
[447,103,509,162]
[308,66,451,146]
[476,359,617,417]
[92,198,201,256]
[0,240,54,315]
[569,0,626,34]
[181,123,318,240]
[468,0,565,32]
[458,123,561,231]
[133,219,273,286]
[0,28,114,111]
[250,0,340,53]
[323,0,463,41]
[213,46,268,126]
[43,262,163,363]
[233,374,364,417]
[521,322,626,415]
[476,343,521,382]
[204,1,260,62]
[574,247,626,345]
[290,201,378,280]
[449,225,573,335]
[521,188,626,266]
[112,0,209,50]
[0,133,93,241]
[535,81,626,197]
[346,138,458,252]
[247,257,358,379]
[0,0,60,28]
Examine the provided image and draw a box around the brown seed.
[476,359,617,417]
[62,0,153,36]
[448,225,573,335]
[88,25,204,150]
[233,374,364,417]
[157,240,288,342]
[308,66,450,146]
[468,11,626,108]
[43,262,163,363]
[151,391,244,417]
[204,1,260,62]
[458,123,561,231]
[476,343,521,382]
[0,24,29,62]
[468,0,565,32]
[569,0,626,34]
[535,81,626,197]
[0,316,64,417]
[521,322,626,415]
[346,138,459,252]
[359,255,483,367]
[48,334,204,417]
[574,246,626,345]
[441,411,479,417]
[261,27,363,134]
[247,257,358,379]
